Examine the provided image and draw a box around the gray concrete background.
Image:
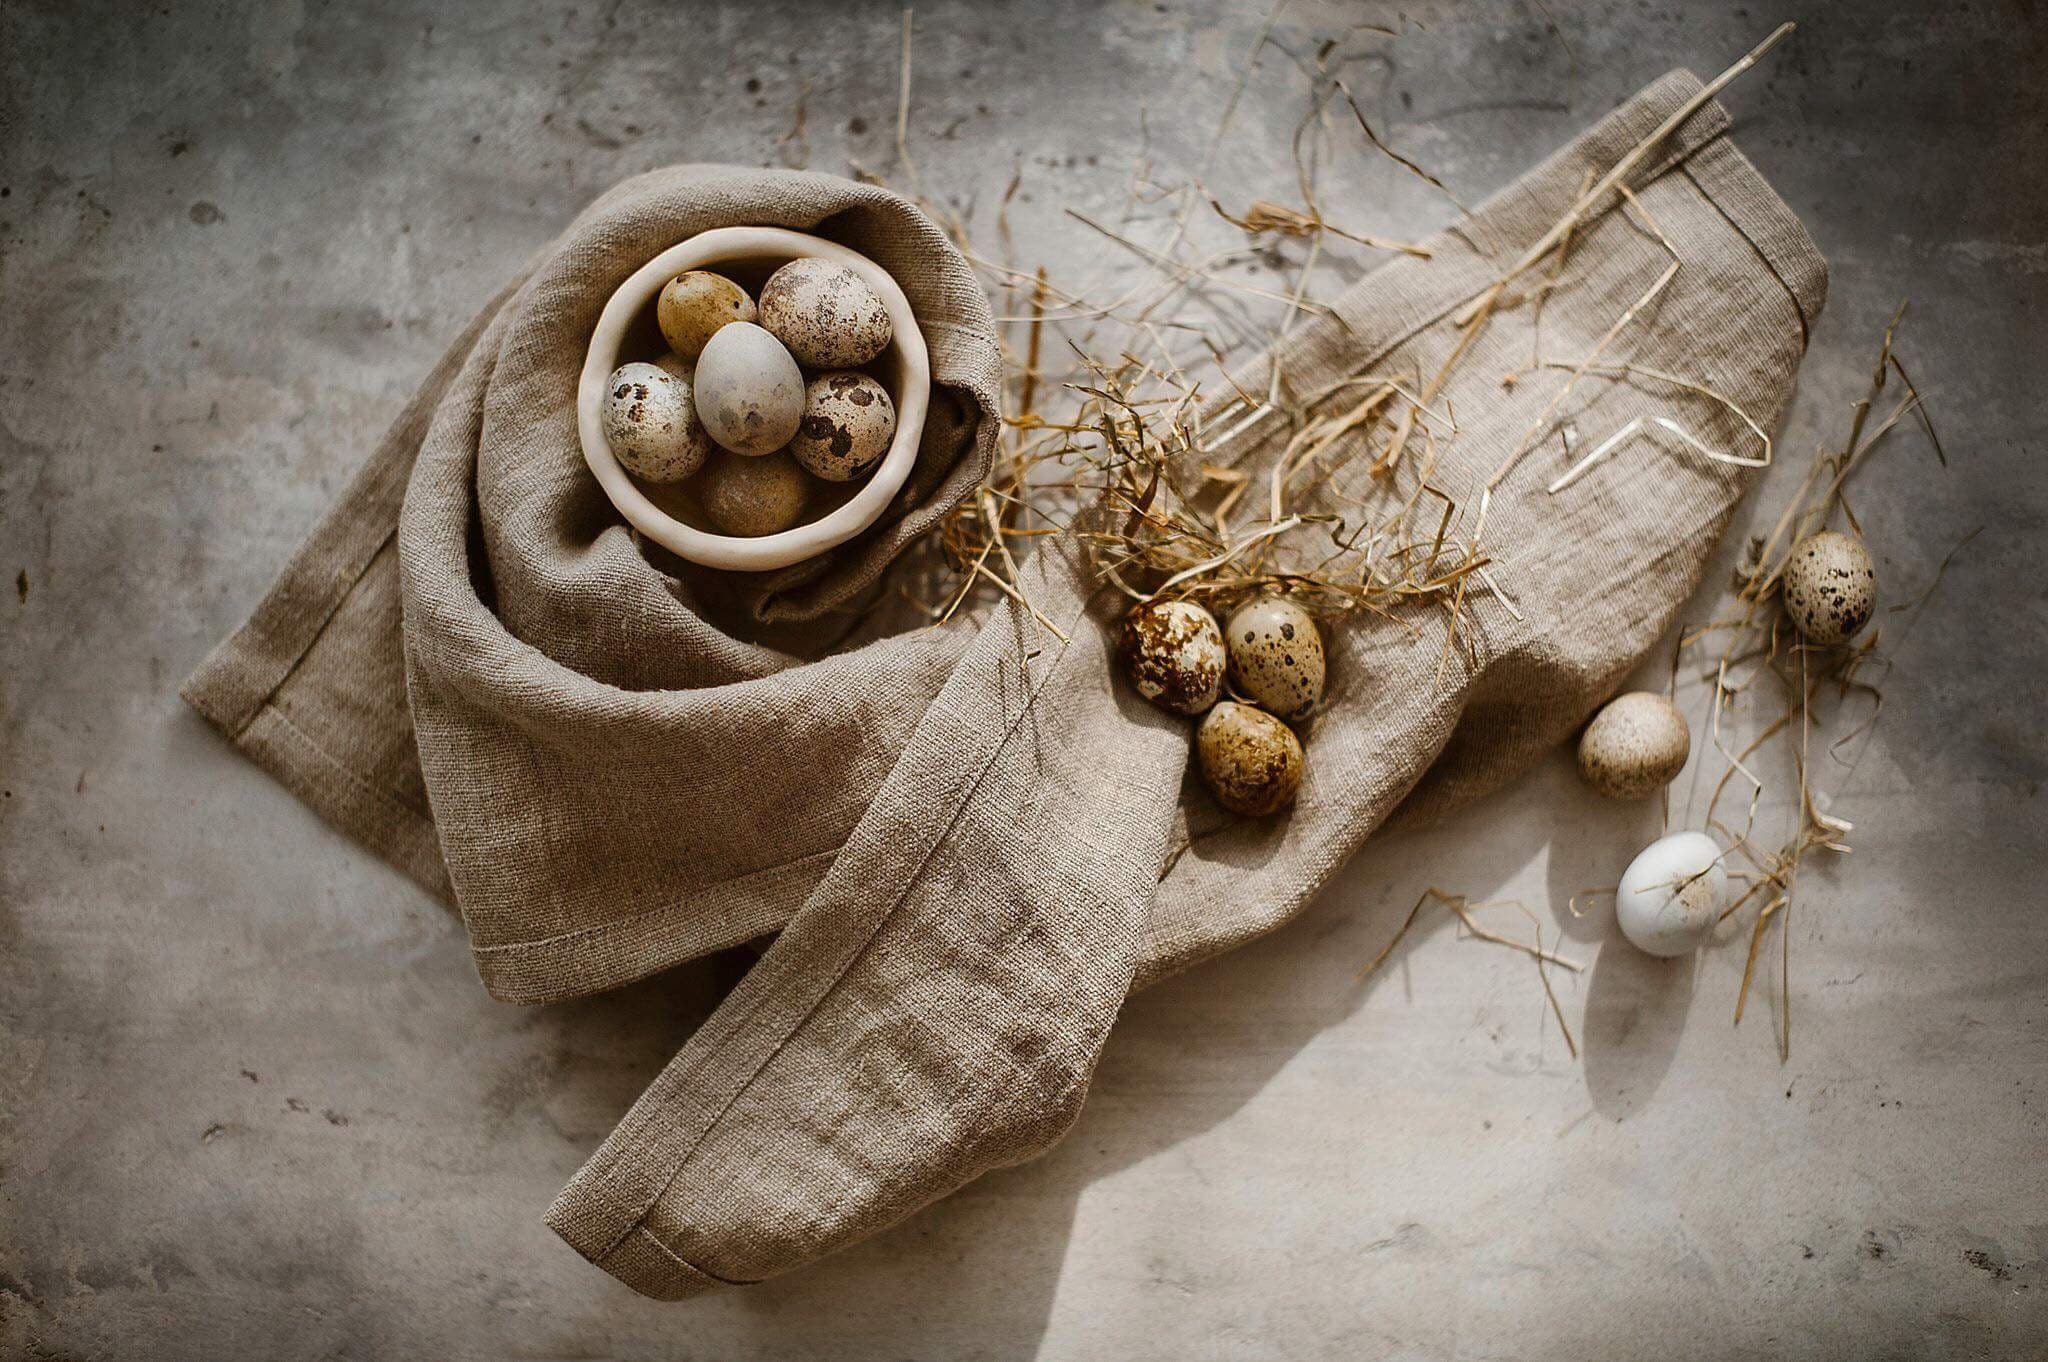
[3,1,2044,1358]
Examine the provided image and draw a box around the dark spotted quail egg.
[788,372,896,482]
[694,322,805,457]
[1224,597,1325,720]
[698,449,809,537]
[1119,600,1226,715]
[656,271,756,362]
[1578,691,1690,799]
[1197,701,1305,817]
[1781,530,1877,644]
[601,361,710,484]
[758,258,893,368]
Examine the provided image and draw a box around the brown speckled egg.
[601,362,710,484]
[694,322,805,456]
[1225,597,1325,720]
[1119,600,1226,715]
[1197,701,1304,817]
[653,353,692,382]
[1781,530,1877,644]
[698,449,809,537]
[788,372,896,481]
[758,258,893,368]
[1578,691,1691,799]
[657,271,755,362]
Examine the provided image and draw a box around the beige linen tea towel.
[185,71,1823,1298]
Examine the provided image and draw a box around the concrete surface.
[4,1,2045,1358]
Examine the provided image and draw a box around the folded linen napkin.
[184,70,1824,1298]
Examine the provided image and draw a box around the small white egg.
[788,371,896,481]
[1781,530,1877,644]
[694,323,805,456]
[600,361,710,484]
[1225,597,1325,720]
[1196,701,1305,817]
[1578,691,1691,799]
[758,258,893,368]
[657,271,756,362]
[1119,599,1226,715]
[697,449,809,537]
[1615,830,1726,957]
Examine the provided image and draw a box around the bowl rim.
[578,225,931,572]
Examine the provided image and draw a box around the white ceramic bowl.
[578,226,931,572]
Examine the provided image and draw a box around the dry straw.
[877,12,1952,1062]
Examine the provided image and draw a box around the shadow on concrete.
[520,753,1706,1353]
[1581,941,1695,1120]
[699,763,1693,1352]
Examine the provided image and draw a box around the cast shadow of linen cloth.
[183,71,1825,1298]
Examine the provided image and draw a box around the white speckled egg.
[1197,701,1305,817]
[1781,530,1877,644]
[698,449,809,537]
[657,271,756,362]
[694,323,805,456]
[1119,600,1226,715]
[758,258,893,368]
[788,371,896,481]
[1615,830,1726,957]
[1578,692,1691,799]
[600,362,710,484]
[1225,597,1325,720]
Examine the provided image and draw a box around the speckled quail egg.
[694,322,805,456]
[1119,600,1226,715]
[1578,691,1691,799]
[1781,530,1877,645]
[1224,597,1325,721]
[697,449,809,537]
[1615,830,1726,956]
[1196,701,1305,817]
[601,361,711,484]
[656,271,756,363]
[788,371,896,481]
[653,353,692,382]
[758,258,893,368]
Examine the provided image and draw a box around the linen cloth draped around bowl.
[184,72,1825,1299]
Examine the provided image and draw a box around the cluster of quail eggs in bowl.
[1119,595,1326,818]
[579,226,930,572]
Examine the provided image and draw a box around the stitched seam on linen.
[218,525,401,740]
[256,694,436,824]
[922,318,1001,344]
[618,577,1106,1262]
[469,846,836,954]
[1676,159,1811,348]
[630,1226,754,1288]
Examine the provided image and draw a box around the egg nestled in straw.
[1614,830,1726,957]
[1197,701,1304,817]
[1119,600,1226,715]
[1225,597,1325,720]
[1781,530,1877,645]
[1578,692,1690,799]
